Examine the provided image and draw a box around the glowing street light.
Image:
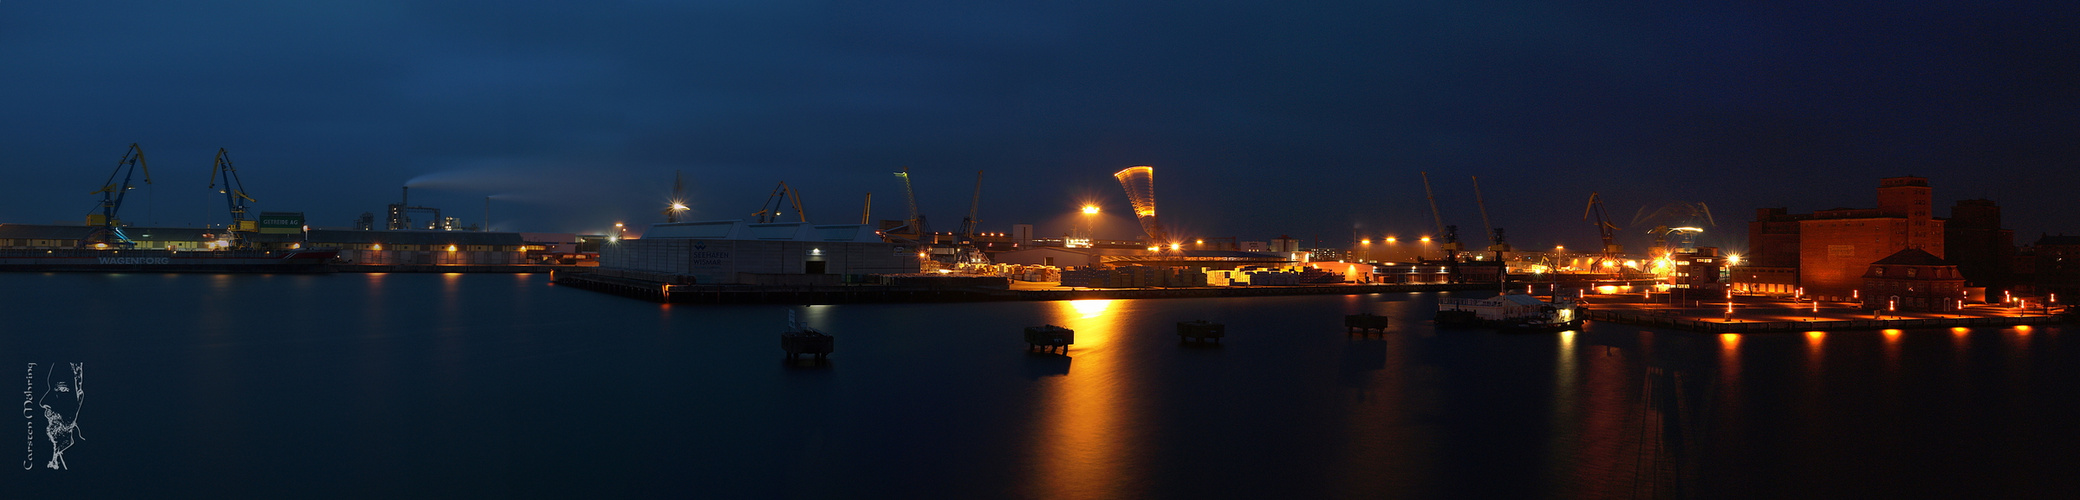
[1081,205,1100,215]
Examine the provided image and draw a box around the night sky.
[5,2,2076,252]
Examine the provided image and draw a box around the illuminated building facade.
[1861,248,1965,312]
[1743,176,1946,300]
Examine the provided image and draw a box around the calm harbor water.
[5,273,2077,498]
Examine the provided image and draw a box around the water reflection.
[1027,299,1140,498]
[1882,329,1903,372]
[1718,334,1741,399]
[1070,299,1112,319]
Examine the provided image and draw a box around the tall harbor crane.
[1471,175,1508,252]
[1420,172,1462,262]
[208,148,257,249]
[1584,192,1621,269]
[887,167,928,239]
[751,181,807,223]
[86,143,152,248]
[958,170,982,242]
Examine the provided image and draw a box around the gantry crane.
[208,148,258,249]
[86,143,152,248]
[751,181,807,223]
[1584,192,1621,270]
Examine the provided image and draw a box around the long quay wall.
[1586,309,2067,333]
[553,271,1496,304]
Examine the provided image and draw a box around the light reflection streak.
[1882,329,1903,371]
[1804,331,1826,378]
[1028,299,1138,498]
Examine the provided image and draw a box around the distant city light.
[1361,239,1371,244]
[1385,237,1397,243]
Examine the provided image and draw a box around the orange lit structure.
[1112,166,1168,244]
[1860,248,1965,312]
[1744,176,1946,300]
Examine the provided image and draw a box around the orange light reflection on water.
[1028,299,1138,499]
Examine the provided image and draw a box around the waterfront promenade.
[1584,294,2068,332]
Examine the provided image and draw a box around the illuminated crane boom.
[1471,175,1507,251]
[1584,192,1621,267]
[959,170,982,240]
[893,168,927,236]
[751,181,807,223]
[208,148,258,248]
[87,143,152,247]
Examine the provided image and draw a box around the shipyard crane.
[1633,202,1717,254]
[1420,172,1463,261]
[890,167,929,238]
[208,148,258,249]
[958,170,983,242]
[86,143,152,248]
[750,181,807,223]
[1584,192,1621,269]
[1471,176,1508,252]
[663,171,689,223]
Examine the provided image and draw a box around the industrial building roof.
[1871,248,1951,266]
[249,230,526,245]
[0,225,222,241]
[0,224,93,239]
[639,220,884,242]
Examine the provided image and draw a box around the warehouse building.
[0,223,533,265]
[597,220,920,284]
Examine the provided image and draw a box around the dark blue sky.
[5,1,2076,251]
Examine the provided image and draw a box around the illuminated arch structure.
[1113,166,1169,244]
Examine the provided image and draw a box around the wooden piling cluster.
[1024,325,1074,353]
[1176,320,1225,343]
[1345,313,1391,334]
[781,329,834,361]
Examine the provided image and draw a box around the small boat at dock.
[1436,293,1582,331]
